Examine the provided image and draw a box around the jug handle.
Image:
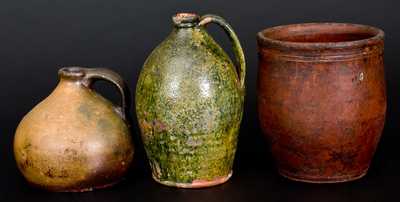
[82,68,131,121]
[199,14,246,90]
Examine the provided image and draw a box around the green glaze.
[135,13,246,188]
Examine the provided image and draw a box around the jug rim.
[58,67,86,79]
[172,13,200,28]
[257,23,384,51]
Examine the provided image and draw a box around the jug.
[14,67,134,191]
[136,13,246,188]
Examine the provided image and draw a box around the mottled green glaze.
[135,13,246,188]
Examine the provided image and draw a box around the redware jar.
[257,23,386,183]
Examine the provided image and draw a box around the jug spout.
[59,67,85,77]
[58,67,90,87]
[172,13,200,28]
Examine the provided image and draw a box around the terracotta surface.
[14,67,134,191]
[257,23,386,183]
[136,13,245,188]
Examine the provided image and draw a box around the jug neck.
[49,68,88,98]
[57,67,88,85]
[57,67,102,90]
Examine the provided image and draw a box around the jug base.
[27,179,122,192]
[152,171,232,188]
[278,169,368,183]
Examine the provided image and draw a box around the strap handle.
[199,14,246,89]
[81,68,131,121]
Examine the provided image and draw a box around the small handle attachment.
[82,68,131,121]
[199,14,246,89]
[58,67,131,121]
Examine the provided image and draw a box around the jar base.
[152,171,233,188]
[278,169,368,183]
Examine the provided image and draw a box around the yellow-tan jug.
[14,67,134,192]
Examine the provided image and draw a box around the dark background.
[1,0,398,201]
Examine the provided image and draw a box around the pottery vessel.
[257,23,386,183]
[136,13,245,188]
[14,67,134,191]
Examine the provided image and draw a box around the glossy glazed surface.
[136,14,245,188]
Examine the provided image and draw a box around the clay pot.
[257,23,386,183]
[14,67,134,192]
[136,13,246,188]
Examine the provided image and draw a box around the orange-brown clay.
[257,23,386,183]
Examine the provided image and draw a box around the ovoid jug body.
[14,67,134,192]
[257,23,386,183]
[136,13,246,188]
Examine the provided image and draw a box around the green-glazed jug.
[136,13,246,188]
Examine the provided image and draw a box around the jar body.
[14,79,134,191]
[136,27,244,188]
[257,23,386,183]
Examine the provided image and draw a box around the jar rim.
[257,23,384,51]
